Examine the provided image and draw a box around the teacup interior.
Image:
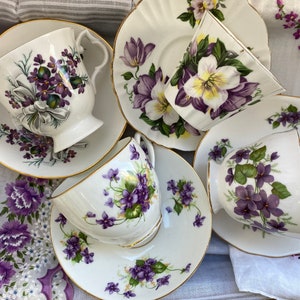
[52,137,131,197]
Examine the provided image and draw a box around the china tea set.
[0,9,299,255]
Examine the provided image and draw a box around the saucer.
[0,20,126,178]
[112,0,270,151]
[50,143,212,299]
[194,94,300,256]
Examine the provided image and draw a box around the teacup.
[0,27,109,153]
[208,129,300,239]
[164,11,284,132]
[51,133,162,247]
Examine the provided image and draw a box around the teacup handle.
[75,29,109,94]
[134,132,155,168]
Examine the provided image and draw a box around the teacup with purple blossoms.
[51,134,162,247]
[209,130,300,239]
[0,27,108,153]
[165,11,284,132]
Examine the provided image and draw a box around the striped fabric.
[0,0,134,35]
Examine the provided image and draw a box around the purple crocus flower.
[120,37,155,68]
[0,220,31,253]
[5,180,42,216]
[0,261,16,288]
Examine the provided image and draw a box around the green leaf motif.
[174,200,183,215]
[210,8,225,21]
[234,164,257,185]
[125,204,142,219]
[249,145,266,162]
[271,182,291,199]
[121,72,134,80]
[152,261,168,274]
[224,58,253,76]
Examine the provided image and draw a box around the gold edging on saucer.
[0,19,127,179]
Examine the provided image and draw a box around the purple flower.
[132,68,163,111]
[129,144,140,160]
[255,163,274,188]
[156,275,171,290]
[256,190,283,218]
[230,149,250,163]
[81,247,94,264]
[0,261,16,288]
[193,214,206,227]
[63,236,81,260]
[267,219,288,232]
[86,211,96,218]
[234,200,259,219]
[208,145,223,161]
[33,54,45,65]
[105,282,120,294]
[182,263,191,273]
[129,258,156,282]
[55,213,67,226]
[225,168,234,185]
[103,168,120,181]
[235,185,261,212]
[270,152,280,161]
[180,182,195,206]
[165,206,173,213]
[96,212,116,229]
[120,37,155,68]
[123,290,136,298]
[5,180,42,216]
[167,180,178,195]
[0,220,31,253]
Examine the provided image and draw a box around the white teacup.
[51,133,161,247]
[209,129,300,239]
[165,11,284,132]
[0,27,109,153]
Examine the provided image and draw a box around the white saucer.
[112,0,270,151]
[50,144,212,299]
[0,20,126,178]
[194,94,300,256]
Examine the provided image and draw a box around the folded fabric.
[230,246,300,300]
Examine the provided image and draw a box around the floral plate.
[112,0,270,151]
[194,94,300,256]
[0,20,126,178]
[50,144,212,299]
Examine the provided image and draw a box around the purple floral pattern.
[165,179,206,227]
[275,0,300,50]
[5,48,88,132]
[169,35,261,122]
[120,37,201,138]
[0,123,80,167]
[178,0,226,27]
[0,174,74,298]
[223,142,296,234]
[267,104,300,129]
[55,213,94,264]
[208,138,232,162]
[83,142,159,229]
[104,257,191,298]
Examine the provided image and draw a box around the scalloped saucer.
[50,144,212,299]
[112,0,270,151]
[194,94,300,257]
[0,20,126,178]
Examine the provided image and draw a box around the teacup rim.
[0,27,72,62]
[51,136,133,199]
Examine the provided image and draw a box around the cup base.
[52,115,103,153]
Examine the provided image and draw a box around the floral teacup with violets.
[164,11,284,132]
[51,133,162,248]
[0,27,109,153]
[208,129,300,239]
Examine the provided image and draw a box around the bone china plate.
[0,20,126,178]
[194,94,300,257]
[50,144,212,299]
[112,0,270,151]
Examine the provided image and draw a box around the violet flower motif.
[193,214,206,227]
[180,182,195,206]
[156,275,171,290]
[120,37,155,68]
[0,220,31,253]
[225,167,234,186]
[0,261,16,288]
[208,145,223,161]
[255,163,274,188]
[235,185,261,212]
[103,168,120,181]
[129,143,140,160]
[123,290,136,298]
[105,282,120,294]
[81,248,94,264]
[256,189,283,218]
[230,149,250,163]
[55,213,67,226]
[63,236,81,260]
[96,212,116,229]
[167,179,178,195]
[267,219,288,232]
[5,180,42,216]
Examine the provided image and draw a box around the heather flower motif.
[120,37,155,68]
[0,220,31,253]
[105,257,191,297]
[167,179,206,227]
